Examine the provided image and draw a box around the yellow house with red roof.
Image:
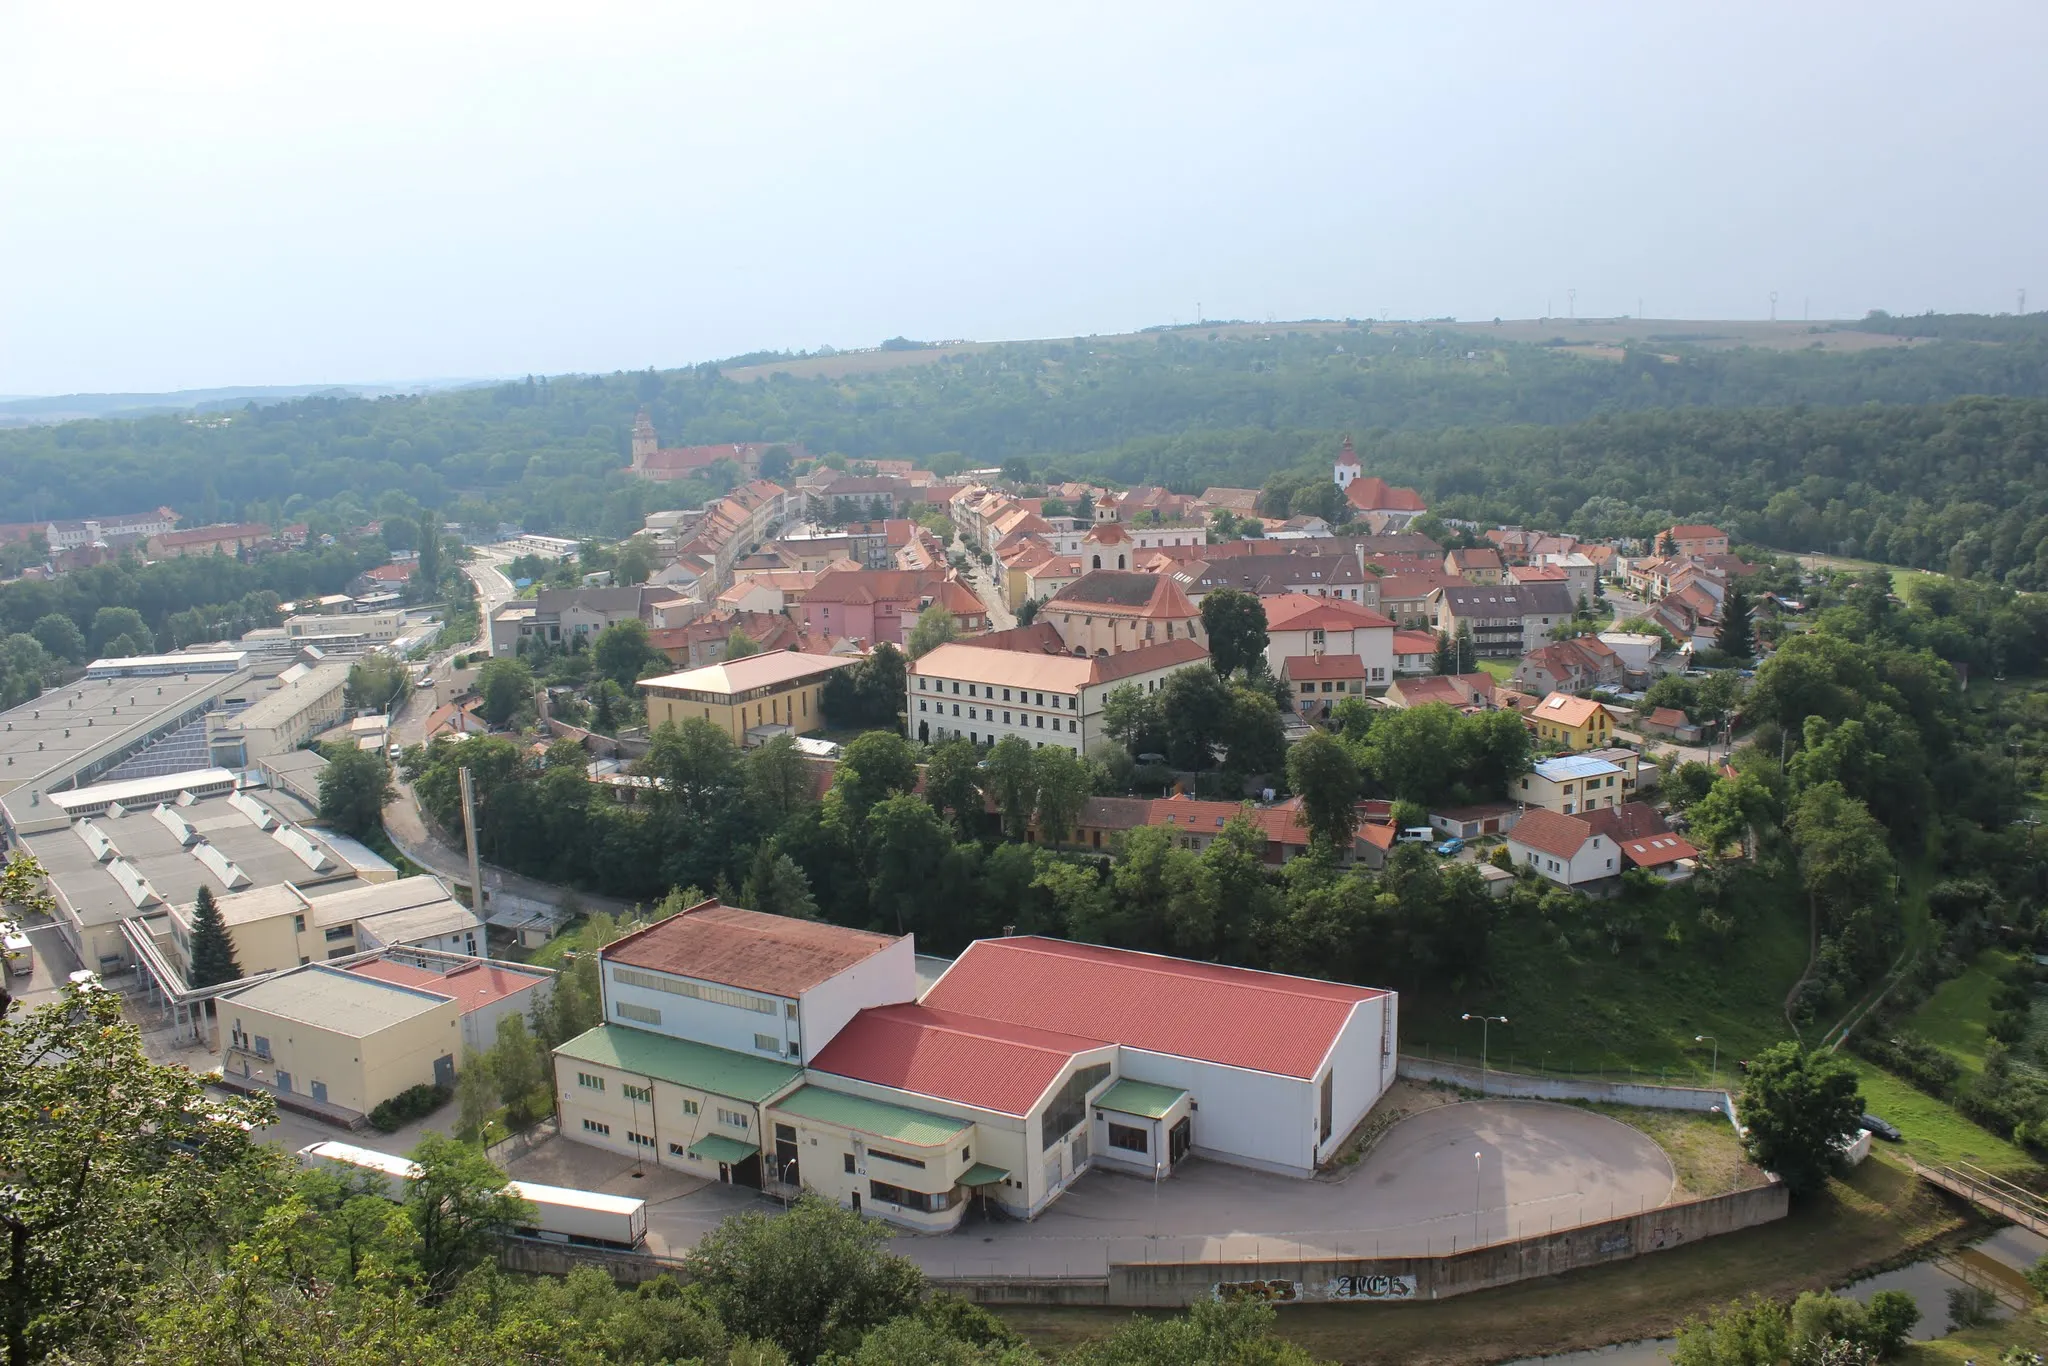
[1530,691,1614,751]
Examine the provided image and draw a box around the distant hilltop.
[0,378,496,428]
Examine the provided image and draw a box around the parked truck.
[295,1142,647,1248]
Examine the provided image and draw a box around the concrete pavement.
[955,536,1016,631]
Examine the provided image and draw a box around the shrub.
[1852,1030,1963,1097]
[369,1082,451,1132]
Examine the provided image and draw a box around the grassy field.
[999,1159,1980,1365]
[1400,874,1811,1081]
[1907,948,2021,1077]
[1899,1307,2048,1363]
[1475,659,1516,683]
[1579,1103,1762,1198]
[1844,1060,2032,1173]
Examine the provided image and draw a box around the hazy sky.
[3,2,2043,394]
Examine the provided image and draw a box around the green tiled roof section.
[959,1162,1010,1187]
[687,1134,760,1162]
[554,1025,800,1104]
[1099,1079,1187,1119]
[770,1085,971,1148]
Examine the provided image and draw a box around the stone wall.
[1398,1055,1746,1138]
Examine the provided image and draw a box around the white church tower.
[1333,433,1360,491]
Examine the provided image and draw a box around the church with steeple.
[1331,434,1428,532]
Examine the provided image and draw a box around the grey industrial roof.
[221,661,350,731]
[23,790,362,930]
[222,963,453,1035]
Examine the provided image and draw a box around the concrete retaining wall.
[1399,1056,1745,1137]
[1083,1181,1789,1308]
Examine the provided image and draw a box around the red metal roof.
[1508,809,1595,859]
[1622,833,1700,867]
[808,1003,1104,1116]
[1282,653,1366,681]
[346,958,548,1012]
[603,900,899,998]
[922,937,1384,1079]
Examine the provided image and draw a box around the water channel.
[1501,1225,2045,1365]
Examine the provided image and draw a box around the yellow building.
[171,879,481,978]
[1530,691,1615,751]
[219,963,461,1117]
[638,650,857,746]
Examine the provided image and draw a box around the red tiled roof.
[1262,593,1395,632]
[1584,802,1669,842]
[1667,525,1726,540]
[365,562,414,582]
[922,937,1385,1079]
[1646,707,1690,728]
[1283,653,1366,681]
[1509,809,1594,859]
[1392,630,1440,655]
[809,1003,1104,1116]
[1345,476,1427,513]
[1621,833,1700,868]
[602,900,899,997]
[347,957,547,1011]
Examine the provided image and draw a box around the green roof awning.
[553,1024,800,1104]
[769,1085,970,1147]
[959,1162,1010,1187]
[687,1134,760,1163]
[1098,1079,1187,1120]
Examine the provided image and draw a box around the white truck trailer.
[295,1142,647,1248]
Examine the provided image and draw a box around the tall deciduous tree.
[404,1133,531,1304]
[1162,666,1234,772]
[1200,588,1268,678]
[984,737,1038,840]
[921,738,985,836]
[592,618,662,689]
[317,744,396,839]
[1286,731,1360,851]
[1737,1042,1863,1195]
[416,508,441,590]
[905,604,959,660]
[30,613,86,664]
[475,656,535,726]
[725,628,761,660]
[185,884,243,987]
[1031,745,1092,847]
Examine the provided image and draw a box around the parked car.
[1434,838,1465,857]
[1861,1113,1902,1142]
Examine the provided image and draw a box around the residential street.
[954,535,1015,631]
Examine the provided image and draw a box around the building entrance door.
[1168,1116,1193,1167]
[433,1054,455,1089]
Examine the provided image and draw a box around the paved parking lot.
[625,1099,1676,1279]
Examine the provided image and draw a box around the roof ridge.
[988,936,1375,1005]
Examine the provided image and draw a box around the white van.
[2,929,29,978]
[1397,827,1435,843]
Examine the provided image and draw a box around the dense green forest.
[3,316,2047,582]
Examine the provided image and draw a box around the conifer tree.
[1715,587,1755,661]
[187,884,243,987]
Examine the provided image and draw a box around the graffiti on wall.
[1326,1274,1418,1301]
[1214,1279,1302,1303]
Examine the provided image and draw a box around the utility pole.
[1567,289,1576,319]
[458,765,484,922]
[1769,290,1779,322]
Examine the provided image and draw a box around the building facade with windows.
[638,650,858,747]
[550,902,1398,1231]
[907,637,1207,753]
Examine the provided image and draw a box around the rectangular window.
[611,967,776,1014]
[627,1130,655,1149]
[1003,711,1011,723]
[844,1152,857,1174]
[621,1083,653,1103]
[682,1099,700,1115]
[952,681,959,693]
[717,1108,750,1131]
[292,914,305,934]
[323,924,354,942]
[867,1148,926,1170]
[1041,1063,1112,1150]
[754,1033,780,1053]
[919,700,927,712]
[1108,1122,1149,1153]
[577,1072,605,1091]
[868,1179,957,1213]
[615,1001,660,1025]
[582,1118,612,1136]
[669,1141,688,1157]
[253,1035,271,1059]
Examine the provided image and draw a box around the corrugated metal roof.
[1098,1079,1187,1119]
[602,901,898,998]
[809,1003,1103,1117]
[553,1024,800,1103]
[770,1084,970,1147]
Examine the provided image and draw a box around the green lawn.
[1905,948,2020,1077]
[1475,659,1515,683]
[1844,1059,2033,1172]
[1401,873,1810,1081]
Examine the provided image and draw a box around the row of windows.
[627,1130,655,1150]
[615,1001,661,1025]
[583,1118,610,1136]
[867,1147,926,1170]
[918,677,1078,708]
[577,1072,605,1092]
[754,1032,797,1056]
[718,1107,751,1132]
[612,966,777,1015]
[918,699,1079,733]
[1108,1122,1149,1153]
[621,1083,653,1103]
[868,1179,959,1213]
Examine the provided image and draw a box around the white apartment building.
[907,638,1208,753]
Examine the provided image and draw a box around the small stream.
[1501,1226,2045,1364]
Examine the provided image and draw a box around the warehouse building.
[551,901,1397,1231]
[206,660,352,765]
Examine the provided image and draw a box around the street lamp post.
[1696,1034,1719,1085]
[1461,1013,1508,1094]
[1474,1151,1483,1243]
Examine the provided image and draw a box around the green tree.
[1015,597,1043,626]
[687,1196,926,1364]
[1031,745,1092,847]
[1224,683,1287,777]
[1068,1297,1321,1365]
[922,738,985,835]
[416,508,441,591]
[831,730,920,823]
[1672,1295,1792,1366]
[984,737,1038,840]
[185,884,243,987]
[906,604,960,659]
[1200,588,1269,677]
[490,1012,547,1127]
[1361,703,1460,804]
[866,794,958,937]
[743,733,813,827]
[1454,622,1478,674]
[1286,731,1360,850]
[1715,587,1756,661]
[1738,1042,1864,1195]
[475,655,535,726]
[1431,630,1455,675]
[345,652,408,711]
[1100,682,1165,757]
[726,627,762,660]
[743,846,820,921]
[0,987,275,1365]
[403,1132,532,1304]
[1161,666,1233,772]
[29,613,86,663]
[592,618,662,689]
[317,744,396,839]
[613,536,657,586]
[89,606,152,656]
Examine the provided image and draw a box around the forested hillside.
[3,317,2047,581]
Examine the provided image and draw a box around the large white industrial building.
[553,901,1396,1231]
